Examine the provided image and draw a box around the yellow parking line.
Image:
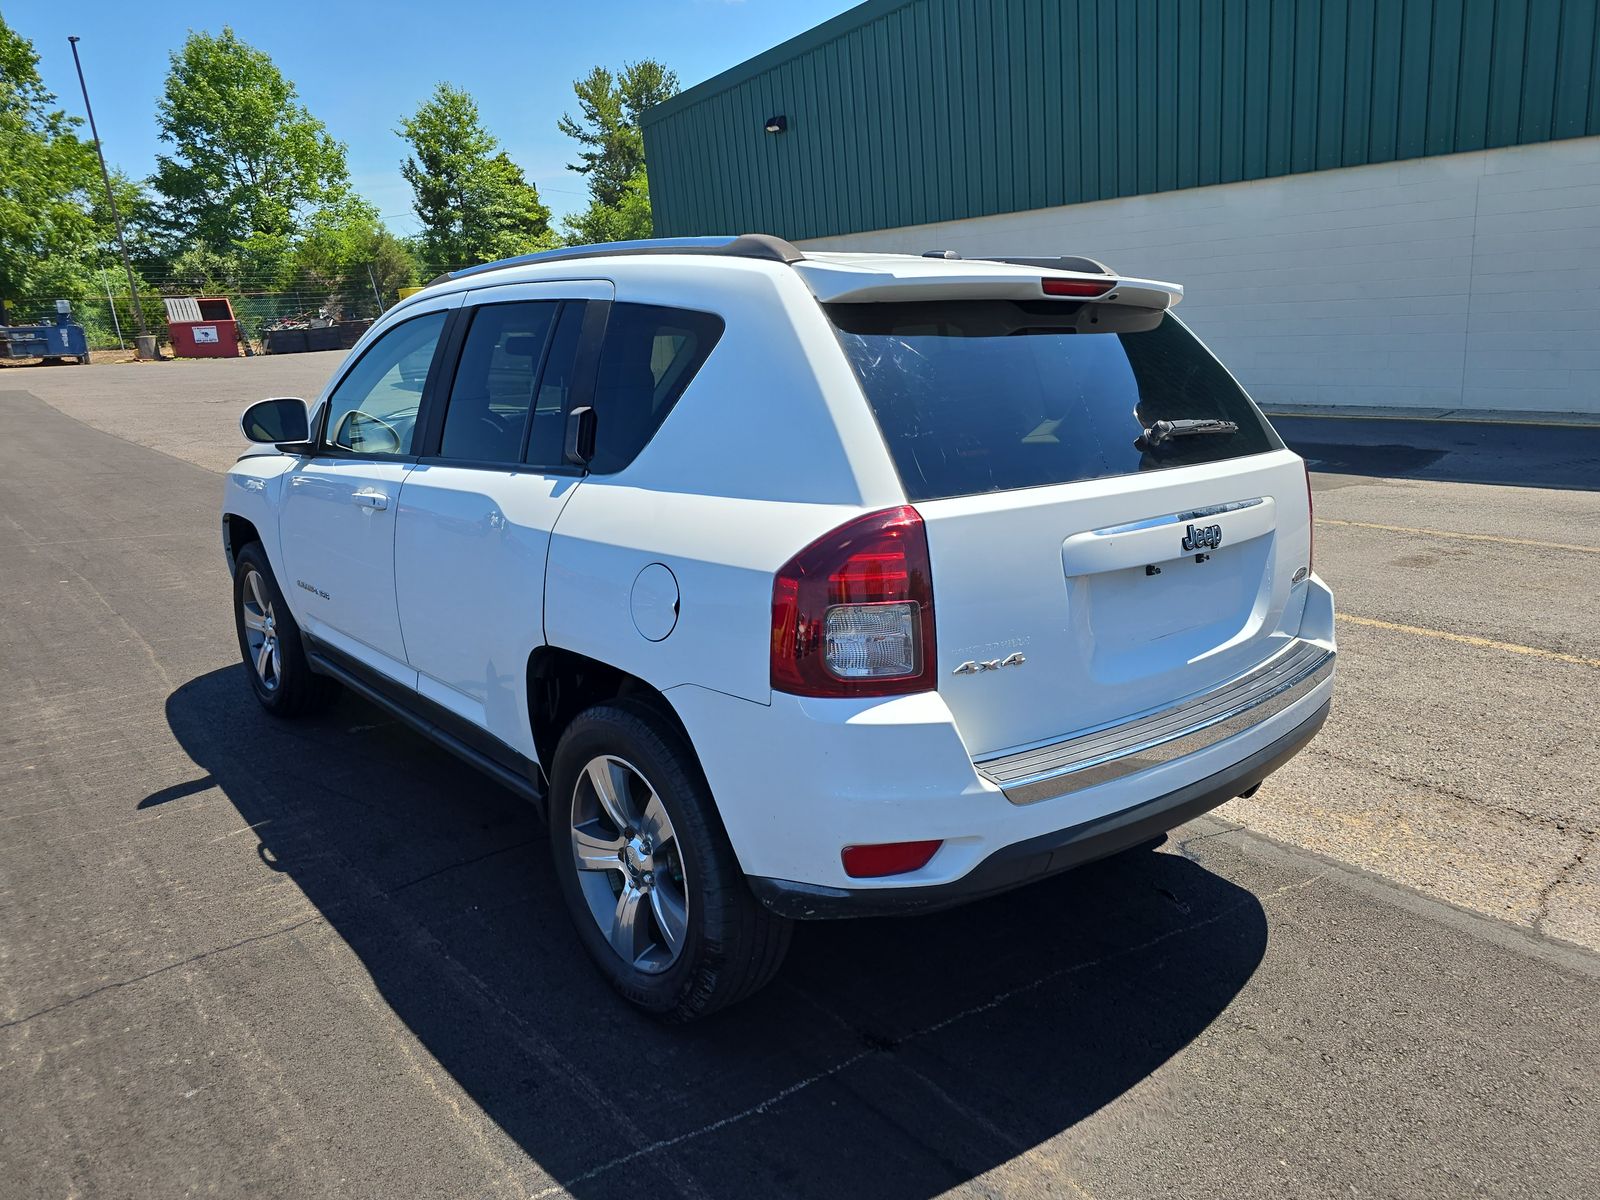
[1317,518,1600,555]
[1336,613,1600,668]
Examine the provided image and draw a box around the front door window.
[324,312,447,456]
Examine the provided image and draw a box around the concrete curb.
[1262,403,1600,429]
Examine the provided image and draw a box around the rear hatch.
[812,261,1311,759]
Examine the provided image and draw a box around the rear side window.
[526,303,586,468]
[439,301,559,463]
[829,303,1281,502]
[589,303,723,474]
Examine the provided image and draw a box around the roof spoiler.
[798,258,1183,312]
[923,250,1117,276]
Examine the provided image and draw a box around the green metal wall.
[643,0,1600,240]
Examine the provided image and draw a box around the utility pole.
[67,36,148,338]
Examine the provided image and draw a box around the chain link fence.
[7,272,410,355]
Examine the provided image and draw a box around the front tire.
[549,701,791,1020]
[232,541,338,717]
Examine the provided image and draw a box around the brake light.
[771,506,937,697]
[1042,277,1114,298]
[841,840,943,878]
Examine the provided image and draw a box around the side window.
[526,302,585,468]
[324,311,447,456]
[589,303,724,474]
[439,302,558,463]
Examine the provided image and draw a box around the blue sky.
[12,0,858,231]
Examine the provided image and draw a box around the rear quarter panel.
[543,261,906,704]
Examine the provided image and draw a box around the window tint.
[527,303,586,468]
[829,304,1280,501]
[325,311,446,456]
[439,302,558,463]
[589,303,723,474]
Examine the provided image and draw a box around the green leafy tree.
[564,170,655,246]
[557,60,678,211]
[166,241,245,294]
[291,193,384,283]
[365,228,421,301]
[398,83,554,271]
[0,16,111,302]
[286,193,419,309]
[151,27,351,274]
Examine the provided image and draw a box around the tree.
[365,229,421,302]
[151,28,351,273]
[0,16,112,301]
[564,170,655,246]
[398,83,554,272]
[286,193,419,308]
[557,60,678,210]
[166,241,245,295]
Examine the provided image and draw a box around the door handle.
[352,489,389,511]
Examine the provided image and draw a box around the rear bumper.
[668,574,1335,905]
[976,638,1333,805]
[749,696,1330,919]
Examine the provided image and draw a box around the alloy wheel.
[239,567,282,692]
[569,754,689,974]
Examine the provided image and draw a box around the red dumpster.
[164,297,242,358]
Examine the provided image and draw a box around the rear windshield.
[829,301,1281,501]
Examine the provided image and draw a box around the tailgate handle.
[1062,497,1273,576]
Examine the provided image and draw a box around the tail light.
[771,506,937,697]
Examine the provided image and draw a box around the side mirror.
[241,397,310,447]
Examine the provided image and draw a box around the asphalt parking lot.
[3,359,1598,1199]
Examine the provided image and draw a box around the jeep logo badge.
[1182,523,1223,552]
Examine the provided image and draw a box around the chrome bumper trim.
[975,639,1335,806]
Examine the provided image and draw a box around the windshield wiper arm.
[1141,418,1239,447]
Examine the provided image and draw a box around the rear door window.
[829,303,1280,502]
[589,303,724,474]
[439,301,559,464]
[526,303,586,468]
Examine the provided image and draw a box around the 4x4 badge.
[953,652,1026,675]
[1182,523,1223,552]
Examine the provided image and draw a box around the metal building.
[643,0,1600,417]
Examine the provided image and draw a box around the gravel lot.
[3,357,1597,1198]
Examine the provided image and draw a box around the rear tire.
[232,541,339,717]
[548,700,791,1020]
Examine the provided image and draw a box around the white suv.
[224,235,1335,1019]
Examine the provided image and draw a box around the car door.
[393,279,611,764]
[278,299,458,683]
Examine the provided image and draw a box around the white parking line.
[1337,613,1600,668]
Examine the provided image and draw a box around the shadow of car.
[1276,415,1600,491]
[154,665,1268,1198]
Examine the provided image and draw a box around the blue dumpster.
[0,302,90,364]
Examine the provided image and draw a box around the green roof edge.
[642,0,916,126]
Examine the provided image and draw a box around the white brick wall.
[800,136,1600,417]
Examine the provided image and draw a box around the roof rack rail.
[921,250,1116,276]
[429,234,805,287]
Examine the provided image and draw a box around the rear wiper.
[1140,418,1239,447]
